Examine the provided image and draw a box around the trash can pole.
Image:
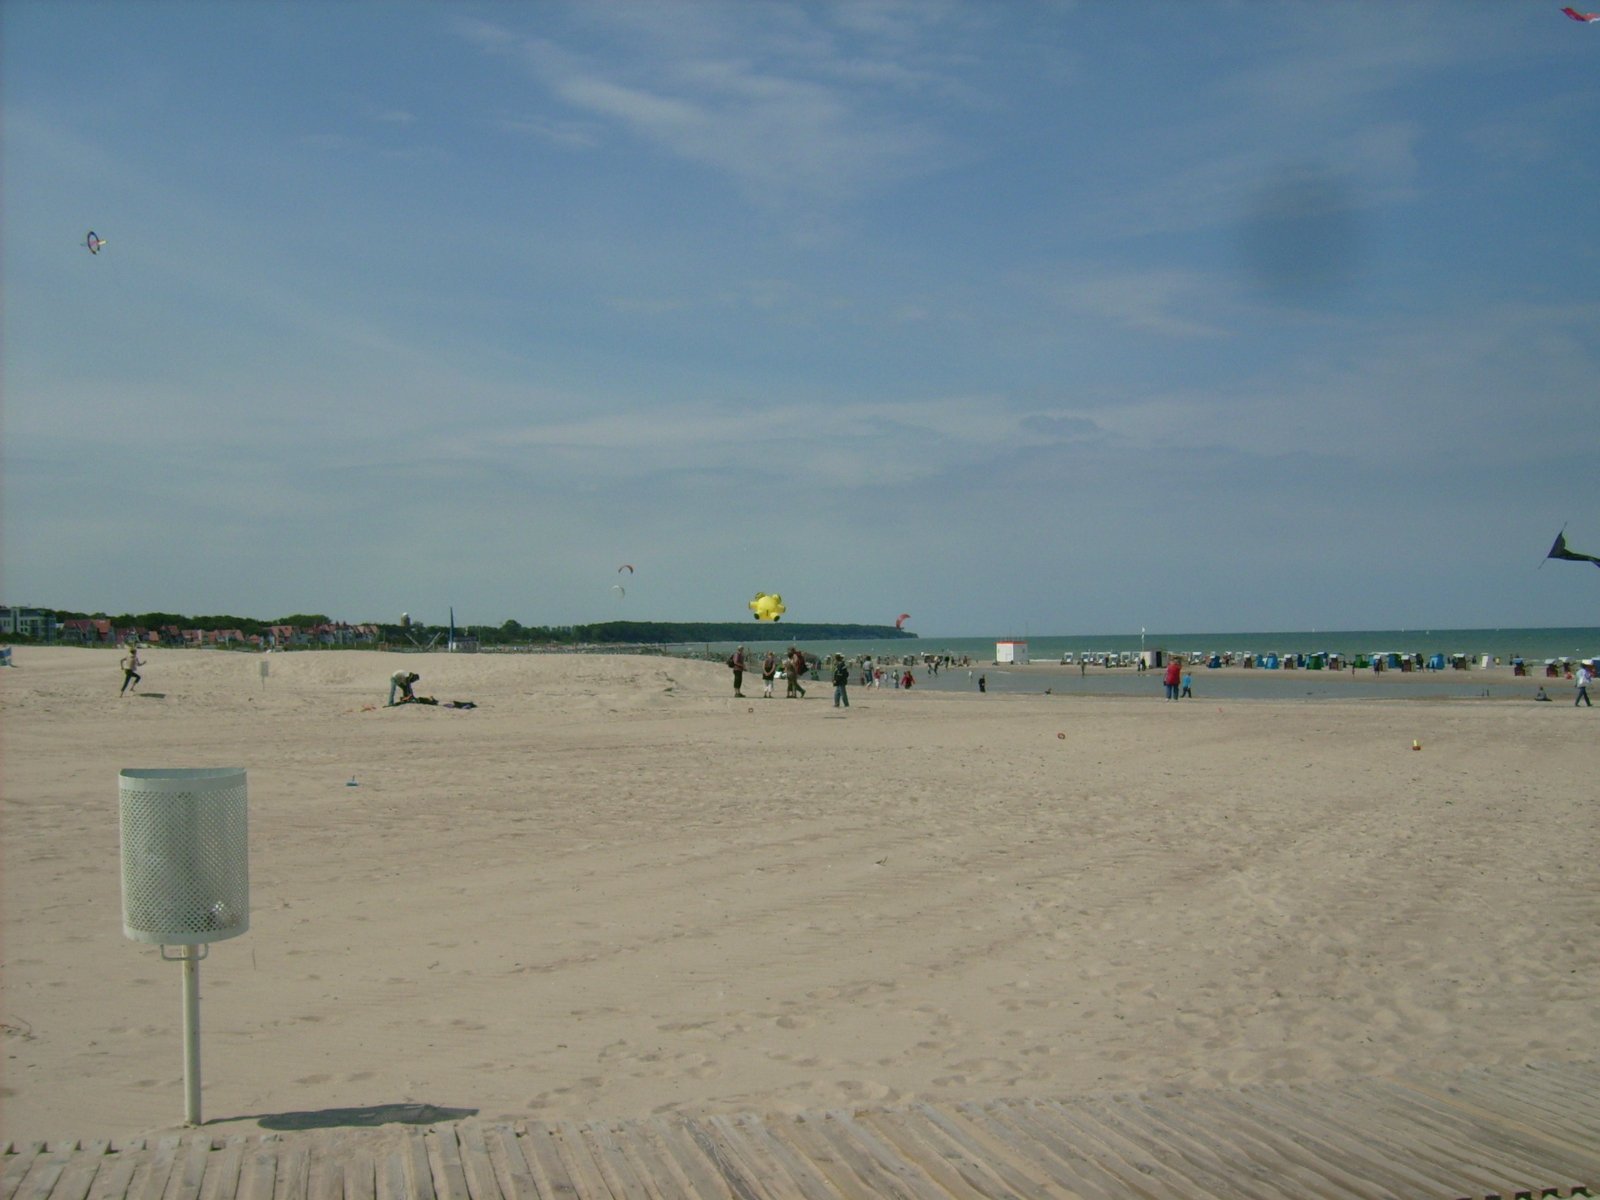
[182,946,202,1125]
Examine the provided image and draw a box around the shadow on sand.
[227,1103,478,1132]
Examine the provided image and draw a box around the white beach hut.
[995,639,1029,664]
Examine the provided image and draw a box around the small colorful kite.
[617,564,634,573]
[1547,528,1600,567]
[895,613,911,630]
[84,231,106,254]
[1561,6,1599,21]
[749,592,786,622]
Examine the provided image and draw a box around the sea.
[679,626,1600,702]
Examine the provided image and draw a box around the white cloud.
[459,12,948,214]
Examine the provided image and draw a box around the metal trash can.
[119,768,249,946]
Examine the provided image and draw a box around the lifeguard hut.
[995,639,1029,664]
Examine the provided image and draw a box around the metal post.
[181,946,202,1125]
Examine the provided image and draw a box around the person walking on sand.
[761,651,777,698]
[1577,663,1593,707]
[1163,655,1182,700]
[832,655,850,708]
[784,648,805,698]
[728,646,747,697]
[389,670,420,706]
[119,645,143,695]
[1181,669,1193,699]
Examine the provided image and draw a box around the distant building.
[60,618,115,645]
[0,607,58,641]
[995,639,1029,664]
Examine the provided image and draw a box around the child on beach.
[761,651,777,698]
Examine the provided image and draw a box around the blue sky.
[3,1,1597,636]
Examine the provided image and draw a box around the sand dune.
[1,646,1594,1143]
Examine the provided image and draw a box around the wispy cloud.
[458,11,951,215]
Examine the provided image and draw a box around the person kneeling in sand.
[389,670,420,706]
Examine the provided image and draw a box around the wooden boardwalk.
[5,1060,1595,1200]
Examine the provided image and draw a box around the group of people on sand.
[728,647,918,705]
[728,646,815,699]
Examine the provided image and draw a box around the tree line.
[43,610,915,647]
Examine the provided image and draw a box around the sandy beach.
[1,646,1594,1145]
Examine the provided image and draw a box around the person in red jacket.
[1163,656,1182,701]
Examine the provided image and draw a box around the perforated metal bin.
[119,768,249,946]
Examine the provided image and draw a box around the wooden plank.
[398,1131,437,1200]
[305,1135,343,1200]
[16,1142,75,1200]
[235,1138,280,1200]
[959,1098,1127,1200]
[1368,1078,1595,1192]
[1280,1088,1491,1196]
[569,1125,651,1200]
[165,1135,213,1200]
[422,1129,470,1200]
[694,1114,814,1200]
[1051,1095,1247,1200]
[754,1112,880,1200]
[983,1098,1162,1200]
[271,1140,310,1200]
[1013,1101,1174,1200]
[132,1137,186,1200]
[590,1123,679,1200]
[452,1125,505,1200]
[677,1118,766,1200]
[706,1114,841,1200]
[83,1148,142,1200]
[633,1120,736,1200]
[915,1101,1074,1200]
[1231,1083,1499,1198]
[513,1125,583,1200]
[197,1138,247,1200]
[1302,1079,1507,1194]
[1126,1094,1363,1200]
[598,1126,684,1200]
[343,1147,376,1200]
[1335,1078,1575,1195]
[1166,1089,1399,1200]
[816,1109,953,1200]
[375,1140,410,1200]
[545,1122,614,1200]
[53,1146,127,1200]
[2,1145,45,1200]
[1471,1071,1600,1143]
[593,1122,696,1200]
[479,1128,537,1200]
[853,1106,1023,1200]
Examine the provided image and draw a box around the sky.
[3,0,1597,637]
